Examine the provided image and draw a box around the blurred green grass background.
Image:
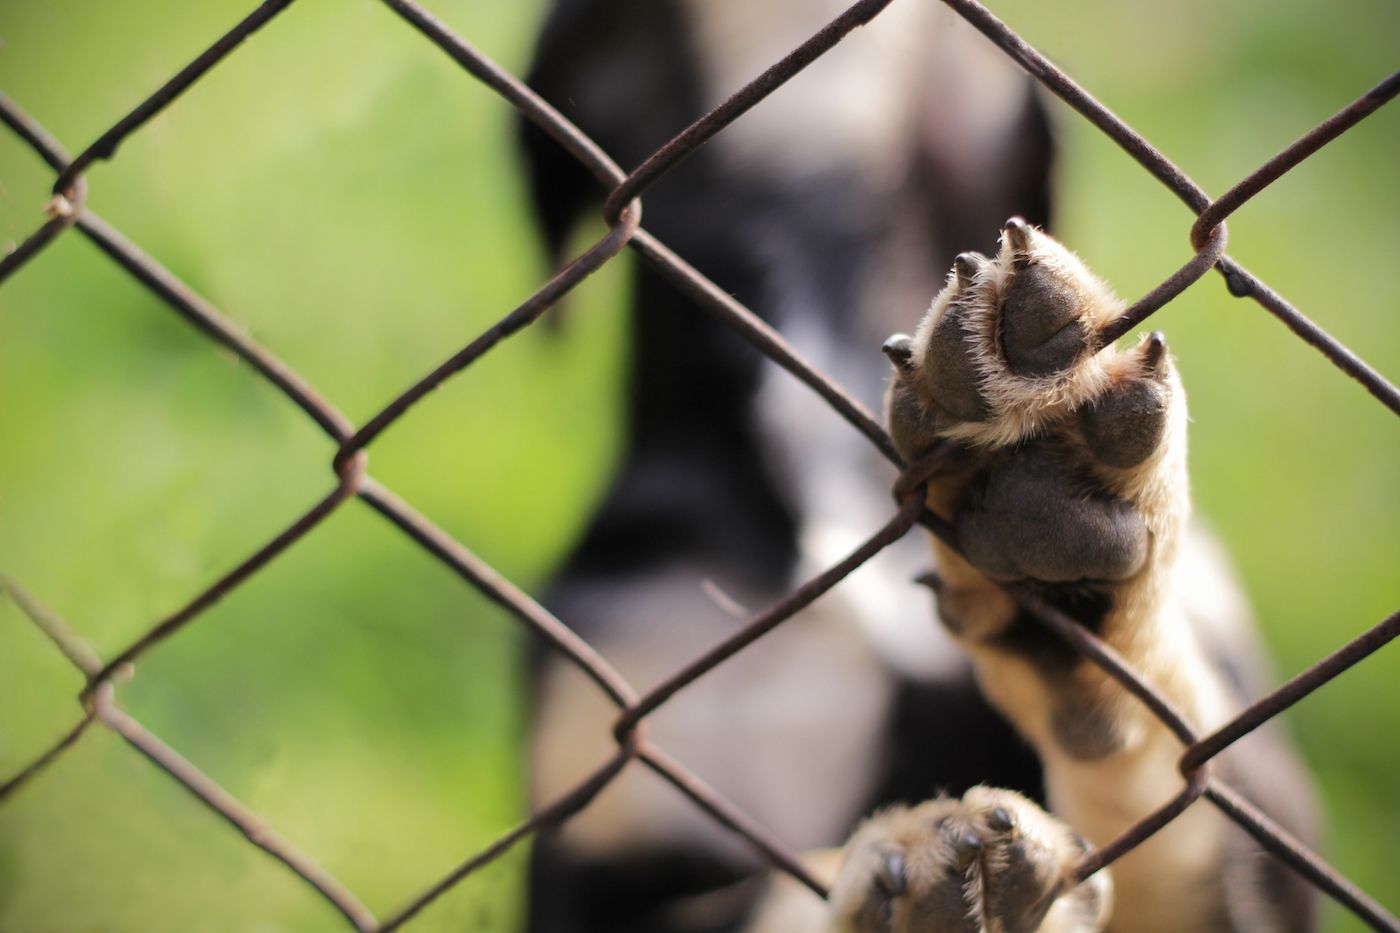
[0,1,1396,930]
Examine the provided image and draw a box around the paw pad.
[1076,332,1170,469]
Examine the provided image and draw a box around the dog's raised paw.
[826,787,1111,933]
[884,219,1192,765]
[886,218,1188,605]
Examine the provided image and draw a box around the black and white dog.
[517,2,1316,931]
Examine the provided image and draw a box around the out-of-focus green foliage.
[2,1,626,929]
[0,0,1396,931]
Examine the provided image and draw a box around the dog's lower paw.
[884,218,1187,633]
[828,787,1110,933]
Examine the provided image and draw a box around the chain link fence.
[1,0,1397,929]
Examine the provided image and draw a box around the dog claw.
[883,333,916,374]
[954,251,987,288]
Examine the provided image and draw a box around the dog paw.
[827,787,1111,933]
[884,219,1188,630]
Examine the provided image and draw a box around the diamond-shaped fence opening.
[1,0,1398,930]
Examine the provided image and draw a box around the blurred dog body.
[519,4,1054,931]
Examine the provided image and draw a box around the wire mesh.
[1,0,1398,929]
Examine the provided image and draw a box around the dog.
[516,3,1316,931]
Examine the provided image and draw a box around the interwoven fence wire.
[1,0,1397,929]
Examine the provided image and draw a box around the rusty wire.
[1,0,1398,929]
